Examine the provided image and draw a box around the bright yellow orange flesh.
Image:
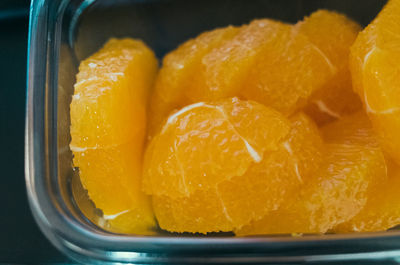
[149,27,240,136]
[149,108,323,233]
[350,0,400,164]
[143,98,291,198]
[70,3,400,236]
[334,160,400,233]
[297,10,362,125]
[70,38,158,234]
[236,112,387,235]
[149,12,357,136]
[240,19,334,116]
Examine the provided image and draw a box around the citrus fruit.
[72,144,155,234]
[297,10,362,125]
[349,0,400,164]
[303,73,361,126]
[70,38,158,234]
[240,19,334,115]
[334,160,400,232]
[149,15,344,135]
[143,97,291,198]
[150,111,323,233]
[149,26,240,136]
[236,112,387,235]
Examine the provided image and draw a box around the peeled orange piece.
[149,27,239,136]
[334,160,400,233]
[237,112,387,235]
[151,111,323,233]
[298,10,362,125]
[149,14,346,136]
[240,19,334,115]
[350,0,400,164]
[143,97,290,198]
[70,38,158,234]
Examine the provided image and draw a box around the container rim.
[25,0,400,263]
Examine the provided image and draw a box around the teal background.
[0,0,72,263]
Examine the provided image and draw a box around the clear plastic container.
[26,0,400,263]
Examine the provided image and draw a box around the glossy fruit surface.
[237,113,387,235]
[144,98,291,198]
[148,106,323,233]
[350,0,400,164]
[299,10,362,125]
[335,160,400,233]
[70,38,158,234]
[149,11,361,136]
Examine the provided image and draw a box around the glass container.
[26,0,400,263]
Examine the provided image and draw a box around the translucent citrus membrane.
[71,39,157,148]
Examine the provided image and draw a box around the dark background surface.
[0,0,72,263]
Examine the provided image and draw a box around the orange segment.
[149,27,239,136]
[321,112,380,147]
[223,112,322,224]
[361,50,400,163]
[240,19,335,115]
[297,10,362,125]
[334,161,400,232]
[143,98,290,198]
[237,112,387,235]
[150,16,343,135]
[73,143,141,212]
[71,39,156,148]
[152,112,323,233]
[70,38,158,234]
[303,72,362,126]
[104,207,156,235]
[201,20,289,104]
[303,73,361,126]
[349,0,400,164]
[153,190,234,234]
[283,113,324,179]
[296,10,361,72]
[73,144,154,234]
